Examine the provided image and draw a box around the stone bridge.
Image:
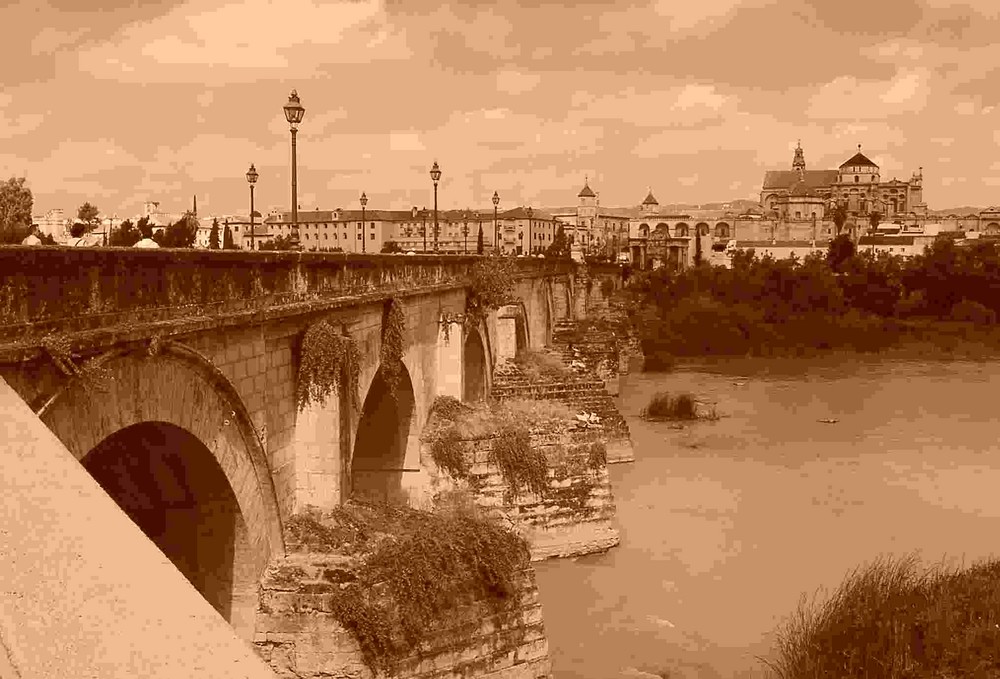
[0,246,620,668]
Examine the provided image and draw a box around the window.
[357,234,361,240]
[324,234,328,240]
[855,176,859,183]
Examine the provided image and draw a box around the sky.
[4,0,1000,219]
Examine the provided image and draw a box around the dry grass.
[760,553,1000,679]
[512,349,573,381]
[641,391,716,421]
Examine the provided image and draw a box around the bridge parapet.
[0,247,611,351]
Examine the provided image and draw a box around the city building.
[760,142,927,220]
[496,207,559,255]
[551,178,629,259]
[31,209,70,241]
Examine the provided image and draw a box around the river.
[533,356,1000,679]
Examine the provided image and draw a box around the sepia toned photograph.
[3,1,1000,678]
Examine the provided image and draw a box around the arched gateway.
[38,344,283,642]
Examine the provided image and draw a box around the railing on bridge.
[0,247,618,346]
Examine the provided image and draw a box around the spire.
[578,176,595,198]
[792,140,805,174]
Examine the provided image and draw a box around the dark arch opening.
[351,362,415,504]
[463,329,487,402]
[81,422,256,631]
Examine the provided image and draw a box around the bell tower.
[792,140,805,179]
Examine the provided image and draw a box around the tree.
[0,176,33,244]
[137,216,153,239]
[110,219,142,247]
[77,202,99,226]
[826,233,855,273]
[694,225,703,266]
[869,211,882,233]
[70,223,88,238]
[260,234,297,251]
[832,203,848,236]
[223,225,235,250]
[546,225,571,259]
[476,222,484,254]
[209,218,220,249]
[381,240,403,253]
[159,212,198,248]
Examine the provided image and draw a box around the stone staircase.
[491,360,634,464]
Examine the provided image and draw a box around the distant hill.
[927,206,986,217]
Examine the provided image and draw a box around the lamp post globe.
[430,161,441,252]
[360,191,368,253]
[492,190,500,254]
[283,90,305,245]
[246,163,258,251]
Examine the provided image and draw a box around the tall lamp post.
[430,161,441,252]
[492,191,500,254]
[246,163,258,251]
[283,90,305,244]
[360,192,368,253]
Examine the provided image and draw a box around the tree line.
[632,234,1000,359]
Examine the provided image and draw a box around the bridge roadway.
[0,246,619,656]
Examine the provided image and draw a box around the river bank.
[534,357,1000,679]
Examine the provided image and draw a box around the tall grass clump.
[761,553,1000,679]
[641,391,702,421]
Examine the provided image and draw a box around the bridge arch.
[695,222,710,236]
[715,222,731,239]
[350,360,416,503]
[463,324,488,402]
[38,343,283,642]
[675,223,690,237]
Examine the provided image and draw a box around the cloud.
[496,70,541,95]
[806,69,931,120]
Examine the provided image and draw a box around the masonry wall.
[420,418,620,561]
[254,531,550,679]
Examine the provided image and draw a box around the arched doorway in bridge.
[463,328,487,402]
[351,361,416,504]
[82,421,256,633]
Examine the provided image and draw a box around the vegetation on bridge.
[380,298,407,401]
[295,319,360,411]
[285,499,531,677]
[464,255,518,324]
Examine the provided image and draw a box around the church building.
[760,142,927,220]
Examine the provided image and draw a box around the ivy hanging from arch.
[380,298,406,400]
[296,319,361,412]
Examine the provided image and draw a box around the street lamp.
[246,163,258,251]
[283,90,305,243]
[463,210,470,254]
[360,192,368,253]
[492,190,500,254]
[430,161,441,252]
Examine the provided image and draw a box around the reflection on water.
[533,357,1000,679]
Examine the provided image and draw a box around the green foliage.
[428,426,471,481]
[296,320,361,411]
[491,424,548,501]
[137,216,153,239]
[381,239,403,254]
[512,349,572,381]
[429,395,471,420]
[763,554,1000,679]
[868,210,882,232]
[259,234,297,251]
[380,298,406,400]
[0,176,33,244]
[41,333,113,393]
[318,502,531,677]
[222,224,235,249]
[466,256,517,321]
[158,212,198,248]
[476,222,484,254]
[77,201,99,225]
[110,219,142,247]
[832,202,848,235]
[546,225,571,259]
[209,218,220,249]
[950,298,996,325]
[826,233,855,273]
[641,391,700,421]
[70,223,88,238]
